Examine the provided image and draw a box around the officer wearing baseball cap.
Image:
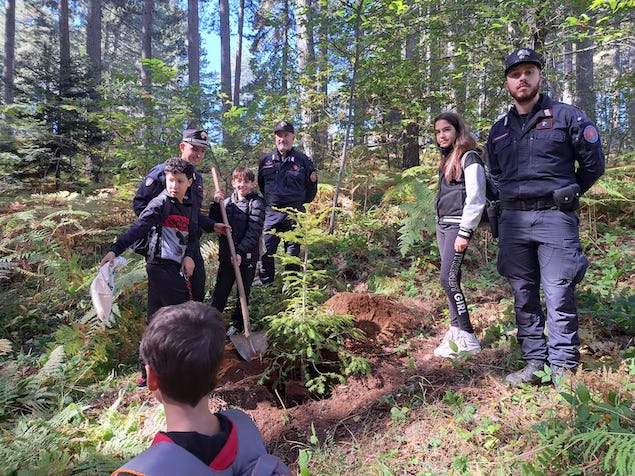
[257,120,318,285]
[132,126,229,302]
[273,120,295,134]
[504,47,543,76]
[487,48,605,390]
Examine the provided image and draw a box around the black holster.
[552,184,581,211]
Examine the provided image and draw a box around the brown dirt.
[207,292,493,468]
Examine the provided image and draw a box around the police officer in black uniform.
[133,129,230,302]
[486,48,605,388]
[257,120,318,285]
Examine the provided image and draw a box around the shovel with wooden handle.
[212,168,268,361]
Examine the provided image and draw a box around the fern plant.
[525,381,635,475]
[392,166,437,257]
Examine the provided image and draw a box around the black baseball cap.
[274,120,294,134]
[182,129,210,148]
[504,48,543,76]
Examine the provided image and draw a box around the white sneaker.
[433,326,459,357]
[455,329,481,354]
[434,328,481,358]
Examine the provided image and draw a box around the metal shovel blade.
[230,331,268,361]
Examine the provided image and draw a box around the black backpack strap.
[462,150,484,168]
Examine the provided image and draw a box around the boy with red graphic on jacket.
[102,157,199,321]
[102,157,200,387]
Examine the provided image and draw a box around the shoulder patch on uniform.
[145,177,154,187]
[583,125,599,144]
[310,171,317,183]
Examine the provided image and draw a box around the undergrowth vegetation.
[0,160,634,475]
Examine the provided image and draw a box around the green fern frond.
[397,179,436,257]
[35,345,66,384]
[0,209,37,231]
[574,430,635,475]
[0,362,22,419]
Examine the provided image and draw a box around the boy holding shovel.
[209,167,266,342]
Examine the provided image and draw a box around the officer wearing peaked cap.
[487,48,605,389]
[257,120,318,285]
[132,127,230,303]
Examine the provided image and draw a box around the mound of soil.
[209,292,456,464]
[326,292,421,345]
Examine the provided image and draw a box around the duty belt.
[500,197,557,211]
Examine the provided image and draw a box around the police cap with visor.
[182,129,210,148]
[504,48,543,76]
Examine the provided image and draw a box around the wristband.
[458,227,472,239]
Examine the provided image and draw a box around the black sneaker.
[505,360,546,386]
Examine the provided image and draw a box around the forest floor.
[109,289,628,473]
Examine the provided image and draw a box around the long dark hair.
[433,112,481,182]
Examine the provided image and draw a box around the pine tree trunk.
[219,0,232,143]
[402,122,420,169]
[233,0,244,107]
[86,0,103,181]
[575,39,595,122]
[3,0,16,105]
[296,0,315,158]
[188,0,201,120]
[87,0,102,81]
[141,0,153,92]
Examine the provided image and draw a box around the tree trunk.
[329,0,363,234]
[188,0,201,120]
[628,47,635,151]
[219,0,231,110]
[280,0,289,96]
[86,0,103,181]
[296,0,315,158]
[233,0,244,107]
[141,0,153,92]
[219,0,231,143]
[3,0,16,105]
[402,122,420,168]
[574,38,595,122]
[57,0,71,189]
[59,0,71,96]
[313,0,329,168]
[427,3,441,118]
[87,0,102,81]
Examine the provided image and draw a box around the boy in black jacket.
[209,167,265,338]
[101,157,198,385]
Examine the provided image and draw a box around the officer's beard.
[511,83,541,106]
